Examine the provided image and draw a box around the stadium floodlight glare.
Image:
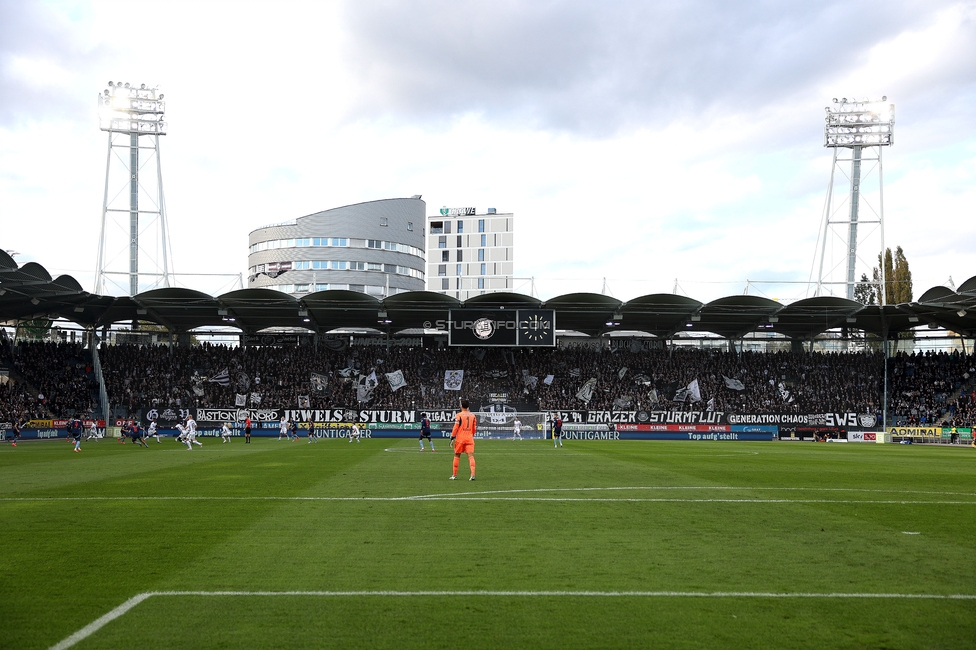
[824,96,894,148]
[98,81,166,135]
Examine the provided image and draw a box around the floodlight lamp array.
[98,81,167,135]
[824,96,894,148]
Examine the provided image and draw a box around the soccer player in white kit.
[147,420,162,443]
[348,423,361,443]
[278,417,289,441]
[512,416,523,440]
[175,423,192,450]
[185,415,203,449]
[220,422,233,443]
[85,421,100,441]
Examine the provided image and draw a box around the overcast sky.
[2,0,975,303]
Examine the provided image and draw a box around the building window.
[367,262,383,271]
[441,250,449,262]
[457,220,463,233]
[457,250,463,262]
[478,278,484,289]
[480,234,487,246]
[315,283,329,291]
[480,263,486,275]
[477,249,484,261]
[456,235,462,248]
[430,221,443,234]
[380,217,388,226]
[441,278,449,290]
[438,236,446,249]
[407,222,413,231]
[456,264,462,276]
[438,265,446,276]
[478,219,485,233]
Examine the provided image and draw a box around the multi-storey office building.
[248,197,425,297]
[426,207,514,300]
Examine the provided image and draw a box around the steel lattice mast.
[95,81,172,296]
[812,96,894,303]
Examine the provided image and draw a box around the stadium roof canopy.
[3,251,976,341]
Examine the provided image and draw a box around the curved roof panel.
[463,292,542,308]
[694,295,782,339]
[217,288,305,332]
[543,293,623,337]
[617,293,702,338]
[382,290,460,332]
[301,289,382,331]
[774,296,861,340]
[957,275,976,295]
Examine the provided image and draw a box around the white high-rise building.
[426,207,514,299]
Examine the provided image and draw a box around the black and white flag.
[674,379,702,403]
[575,378,597,404]
[209,368,230,386]
[310,373,329,391]
[235,393,247,407]
[444,370,464,391]
[385,370,407,392]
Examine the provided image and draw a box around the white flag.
[444,370,464,391]
[674,379,701,403]
[723,375,745,391]
[543,374,555,385]
[250,392,262,405]
[618,367,629,380]
[235,393,247,407]
[209,368,230,386]
[192,386,205,397]
[706,397,715,412]
[385,370,407,392]
[297,395,310,408]
[523,375,538,390]
[647,388,660,405]
[575,378,597,404]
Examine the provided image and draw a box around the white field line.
[3,495,976,505]
[5,484,976,504]
[50,589,976,650]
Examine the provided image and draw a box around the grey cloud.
[340,0,969,135]
[0,1,111,126]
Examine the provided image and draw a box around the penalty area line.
[49,590,976,649]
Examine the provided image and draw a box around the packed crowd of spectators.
[888,350,976,426]
[0,341,98,424]
[5,340,974,427]
[98,342,890,418]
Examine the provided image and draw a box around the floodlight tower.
[95,81,173,296]
[812,97,894,302]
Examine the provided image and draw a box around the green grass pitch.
[2,437,975,649]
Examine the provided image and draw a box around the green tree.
[872,246,912,305]
[853,272,875,305]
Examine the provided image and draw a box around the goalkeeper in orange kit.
[450,399,477,481]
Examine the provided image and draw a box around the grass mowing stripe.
[51,590,976,649]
